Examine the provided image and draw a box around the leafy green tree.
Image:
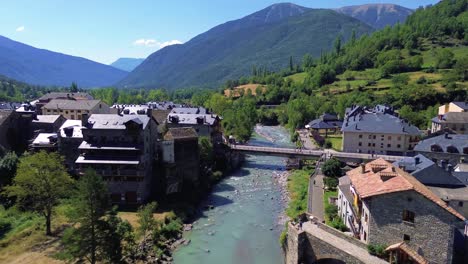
[204,93,232,115]
[435,49,455,69]
[63,169,127,264]
[322,158,342,178]
[0,152,18,187]
[70,82,78,93]
[454,56,468,81]
[137,202,158,240]
[3,151,73,235]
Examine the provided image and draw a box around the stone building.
[337,158,467,264]
[58,120,84,172]
[35,92,93,114]
[432,112,468,135]
[160,127,200,196]
[42,99,110,120]
[414,133,468,166]
[341,105,421,155]
[166,107,221,140]
[31,115,66,134]
[438,102,468,115]
[75,113,158,205]
[0,110,18,152]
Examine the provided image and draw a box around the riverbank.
[173,125,293,264]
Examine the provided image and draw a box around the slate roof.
[306,119,343,130]
[38,92,93,101]
[452,101,468,110]
[171,107,208,115]
[429,185,468,201]
[86,114,150,130]
[152,110,171,124]
[111,104,149,115]
[33,115,62,124]
[414,134,468,154]
[167,113,218,125]
[342,105,420,135]
[147,101,184,110]
[32,133,57,146]
[431,112,468,124]
[347,158,465,220]
[164,127,198,141]
[59,120,83,138]
[43,99,103,110]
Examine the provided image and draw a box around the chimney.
[82,113,89,127]
[445,132,449,139]
[415,156,420,164]
[440,160,447,170]
[360,163,366,174]
[399,165,406,171]
[147,108,153,118]
[64,127,73,137]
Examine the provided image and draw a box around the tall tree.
[70,82,78,93]
[3,151,73,235]
[289,56,294,72]
[137,202,158,240]
[334,35,342,55]
[62,169,117,264]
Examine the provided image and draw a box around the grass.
[286,72,307,84]
[224,83,266,97]
[286,168,313,220]
[325,135,342,151]
[323,190,338,225]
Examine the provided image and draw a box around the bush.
[323,177,338,190]
[367,244,388,258]
[324,204,338,219]
[330,218,348,232]
[279,229,287,246]
[324,140,332,149]
[416,76,427,84]
[322,158,342,177]
[210,171,223,183]
[311,131,325,147]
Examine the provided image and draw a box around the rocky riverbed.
[173,125,293,264]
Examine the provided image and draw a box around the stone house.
[75,113,158,205]
[438,102,468,115]
[160,127,200,196]
[432,102,468,134]
[0,110,18,152]
[338,158,467,264]
[35,92,93,114]
[42,99,110,120]
[31,115,66,134]
[166,107,221,140]
[57,120,84,172]
[305,113,343,135]
[341,105,421,155]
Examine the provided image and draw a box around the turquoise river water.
[173,126,293,264]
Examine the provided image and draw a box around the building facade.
[337,159,467,264]
[75,114,158,205]
[341,105,421,155]
[42,99,110,120]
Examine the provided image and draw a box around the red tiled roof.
[347,158,465,221]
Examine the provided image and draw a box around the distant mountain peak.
[110,57,145,72]
[336,3,413,29]
[243,2,310,24]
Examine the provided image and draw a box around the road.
[308,173,324,222]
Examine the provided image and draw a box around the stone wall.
[367,190,464,264]
[284,223,368,264]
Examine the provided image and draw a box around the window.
[388,136,392,140]
[359,142,362,146]
[397,144,401,148]
[402,210,415,223]
[372,143,375,147]
[364,213,368,223]
[71,115,75,119]
[459,201,464,207]
[359,134,362,138]
[363,231,367,241]
[368,135,372,139]
[397,136,401,141]
[368,143,371,147]
[387,144,391,148]
[373,135,376,139]
[403,234,410,241]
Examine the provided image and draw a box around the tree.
[63,169,125,264]
[350,29,356,46]
[322,158,342,178]
[454,56,468,81]
[334,35,342,55]
[137,202,158,240]
[0,152,18,187]
[289,56,294,72]
[3,151,73,235]
[70,82,78,93]
[435,49,455,69]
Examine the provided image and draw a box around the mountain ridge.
[0,35,127,88]
[110,58,145,72]
[336,3,413,29]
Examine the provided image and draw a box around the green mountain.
[336,4,413,29]
[117,3,373,89]
[110,58,145,72]
[0,36,127,88]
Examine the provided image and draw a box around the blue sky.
[1,0,439,64]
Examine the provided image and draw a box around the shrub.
[279,229,287,246]
[367,244,388,258]
[416,76,427,84]
[210,171,223,183]
[323,177,338,190]
[322,158,342,177]
[324,140,332,149]
[330,218,348,232]
[311,131,325,147]
[325,204,338,219]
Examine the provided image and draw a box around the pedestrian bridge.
[229,144,401,162]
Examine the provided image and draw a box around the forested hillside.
[0,36,127,88]
[117,3,373,89]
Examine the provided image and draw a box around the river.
[173,125,293,264]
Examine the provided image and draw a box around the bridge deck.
[230,144,402,161]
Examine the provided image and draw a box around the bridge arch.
[313,257,346,264]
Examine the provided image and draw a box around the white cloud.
[133,38,182,48]
[16,26,25,32]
